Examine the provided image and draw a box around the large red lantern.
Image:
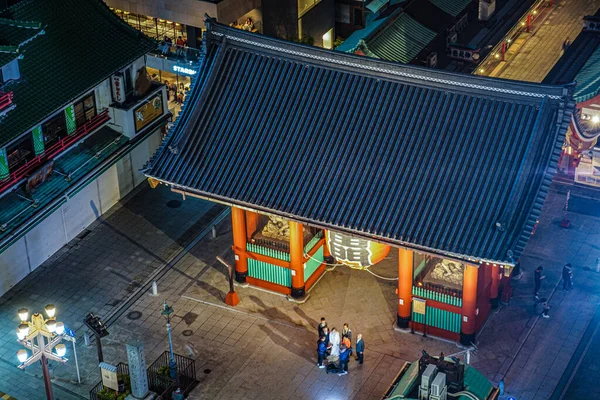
[325,231,390,267]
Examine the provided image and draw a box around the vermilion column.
[245,210,259,238]
[397,248,413,329]
[231,207,248,283]
[460,264,479,345]
[323,233,335,264]
[490,264,500,309]
[289,221,305,298]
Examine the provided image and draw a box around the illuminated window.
[322,28,333,49]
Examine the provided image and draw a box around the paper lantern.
[326,231,390,267]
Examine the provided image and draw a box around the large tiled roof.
[0,0,157,146]
[146,20,575,264]
[363,13,436,63]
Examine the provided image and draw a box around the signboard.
[326,231,390,267]
[65,327,75,338]
[0,147,9,180]
[413,297,426,315]
[134,94,163,132]
[448,45,481,63]
[25,160,54,194]
[173,65,197,75]
[32,126,44,155]
[65,104,77,135]
[99,362,119,391]
[111,73,125,104]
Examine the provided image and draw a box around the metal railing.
[89,363,130,400]
[0,109,110,195]
[151,42,202,64]
[147,351,198,397]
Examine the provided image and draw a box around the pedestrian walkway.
[486,0,600,82]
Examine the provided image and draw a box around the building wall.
[104,0,218,29]
[262,0,298,40]
[217,0,261,26]
[0,128,163,296]
[299,0,335,47]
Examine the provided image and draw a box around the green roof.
[0,0,157,146]
[429,0,471,17]
[0,126,128,248]
[574,45,600,103]
[364,13,437,63]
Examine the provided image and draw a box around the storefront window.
[73,92,96,128]
[111,9,187,42]
[413,252,464,295]
[42,112,67,148]
[7,135,34,170]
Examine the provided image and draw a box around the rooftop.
[145,19,574,264]
[0,0,157,147]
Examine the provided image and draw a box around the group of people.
[316,318,364,376]
[533,263,574,319]
[230,17,255,32]
[161,35,188,57]
[164,80,188,105]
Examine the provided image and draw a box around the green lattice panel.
[304,231,323,253]
[65,104,76,135]
[32,126,44,155]
[248,258,291,287]
[412,286,462,307]
[0,148,8,179]
[304,245,323,283]
[413,306,461,333]
[246,243,290,261]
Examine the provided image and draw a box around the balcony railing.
[0,109,110,195]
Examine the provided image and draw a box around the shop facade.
[145,20,573,346]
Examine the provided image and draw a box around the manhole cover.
[203,369,211,374]
[166,200,182,208]
[127,311,142,320]
[182,329,193,337]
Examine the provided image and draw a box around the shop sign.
[326,231,390,267]
[134,94,163,132]
[173,65,197,75]
[413,298,426,315]
[0,148,8,180]
[448,45,481,63]
[99,362,119,391]
[64,104,77,135]
[111,73,125,104]
[26,160,54,194]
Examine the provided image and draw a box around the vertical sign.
[32,126,44,155]
[65,105,76,135]
[111,73,125,104]
[99,362,119,391]
[126,341,149,398]
[0,148,8,180]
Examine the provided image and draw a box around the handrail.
[0,109,110,194]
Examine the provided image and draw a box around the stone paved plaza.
[1,181,600,399]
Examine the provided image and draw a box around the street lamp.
[15,305,68,400]
[161,301,178,379]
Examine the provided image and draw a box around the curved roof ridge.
[0,17,41,29]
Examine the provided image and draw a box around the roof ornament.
[495,221,505,232]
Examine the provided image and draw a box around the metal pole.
[96,336,104,363]
[71,339,81,384]
[167,317,177,379]
[41,353,54,400]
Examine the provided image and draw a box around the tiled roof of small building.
[146,20,575,264]
[0,0,157,147]
[429,0,472,17]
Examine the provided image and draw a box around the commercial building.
[0,0,170,295]
[145,19,573,345]
[544,12,600,187]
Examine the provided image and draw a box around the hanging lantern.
[325,231,390,267]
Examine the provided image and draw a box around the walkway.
[485,0,600,82]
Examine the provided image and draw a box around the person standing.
[338,344,350,375]
[342,323,352,345]
[317,336,327,368]
[563,263,573,291]
[534,266,545,299]
[318,317,328,338]
[355,334,364,364]
[329,327,340,360]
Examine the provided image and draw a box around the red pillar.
[289,221,306,298]
[501,42,506,61]
[231,207,248,283]
[526,14,531,33]
[460,264,479,345]
[245,210,259,238]
[323,231,334,264]
[397,248,413,329]
[490,264,500,309]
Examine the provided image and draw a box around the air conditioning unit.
[426,52,437,68]
[446,32,458,45]
[419,364,437,400]
[478,0,496,21]
[430,372,447,400]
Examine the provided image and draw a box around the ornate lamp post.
[16,305,68,400]
[161,301,177,379]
